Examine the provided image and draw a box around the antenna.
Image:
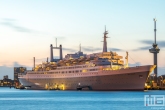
[153,18,157,44]
[125,51,128,68]
[56,38,57,47]
[105,25,106,32]
[103,26,108,52]
[79,43,81,52]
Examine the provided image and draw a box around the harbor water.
[0,87,165,110]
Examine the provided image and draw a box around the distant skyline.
[0,0,165,79]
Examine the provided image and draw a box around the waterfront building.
[3,75,8,79]
[0,80,3,86]
[14,67,26,87]
[0,75,14,86]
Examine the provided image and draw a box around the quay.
[144,86,165,90]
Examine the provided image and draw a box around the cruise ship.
[18,28,155,91]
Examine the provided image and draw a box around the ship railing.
[123,66,140,69]
[18,72,27,75]
[18,75,24,77]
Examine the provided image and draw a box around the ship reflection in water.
[18,28,155,91]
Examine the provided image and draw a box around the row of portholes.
[28,73,99,78]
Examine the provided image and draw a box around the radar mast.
[103,26,108,52]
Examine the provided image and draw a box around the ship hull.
[19,65,155,91]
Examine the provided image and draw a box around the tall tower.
[149,18,160,82]
[103,26,108,52]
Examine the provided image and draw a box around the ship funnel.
[60,45,63,60]
[50,44,53,62]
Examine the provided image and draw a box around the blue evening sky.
[0,0,165,79]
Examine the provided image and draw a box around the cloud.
[63,48,77,53]
[82,47,101,52]
[108,48,123,51]
[140,40,165,47]
[132,46,151,51]
[82,47,123,52]
[0,18,34,33]
[63,46,123,53]
[140,40,153,45]
[133,40,165,51]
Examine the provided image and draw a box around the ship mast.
[125,51,128,68]
[110,51,113,69]
[103,26,108,52]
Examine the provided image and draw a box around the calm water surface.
[0,88,165,110]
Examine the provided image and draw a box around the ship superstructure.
[18,28,155,90]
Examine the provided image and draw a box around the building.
[14,67,26,87]
[3,75,8,79]
[0,80,3,86]
[158,75,165,87]
[0,75,14,86]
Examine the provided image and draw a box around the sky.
[0,0,165,79]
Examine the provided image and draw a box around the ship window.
[139,75,143,78]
